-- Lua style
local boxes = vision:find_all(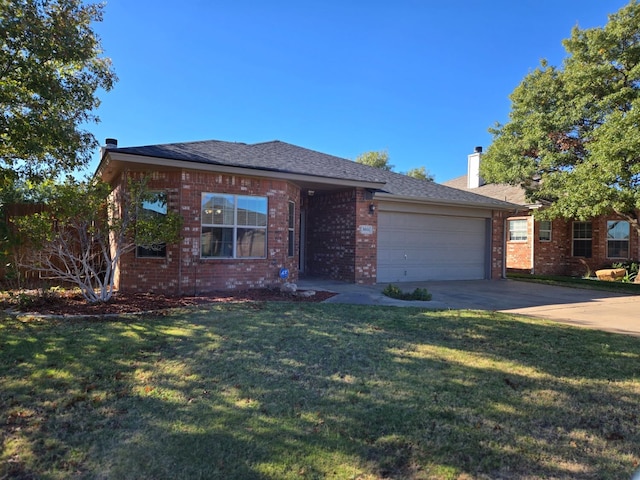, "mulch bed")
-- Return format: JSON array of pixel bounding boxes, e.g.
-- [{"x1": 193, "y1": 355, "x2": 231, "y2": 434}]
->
[{"x1": 0, "y1": 288, "x2": 337, "y2": 316}]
